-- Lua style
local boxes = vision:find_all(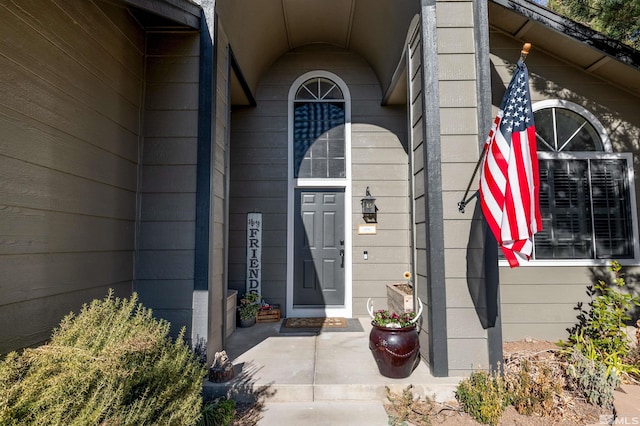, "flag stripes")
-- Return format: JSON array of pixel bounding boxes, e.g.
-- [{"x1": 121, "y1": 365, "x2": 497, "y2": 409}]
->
[{"x1": 479, "y1": 60, "x2": 542, "y2": 267}]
